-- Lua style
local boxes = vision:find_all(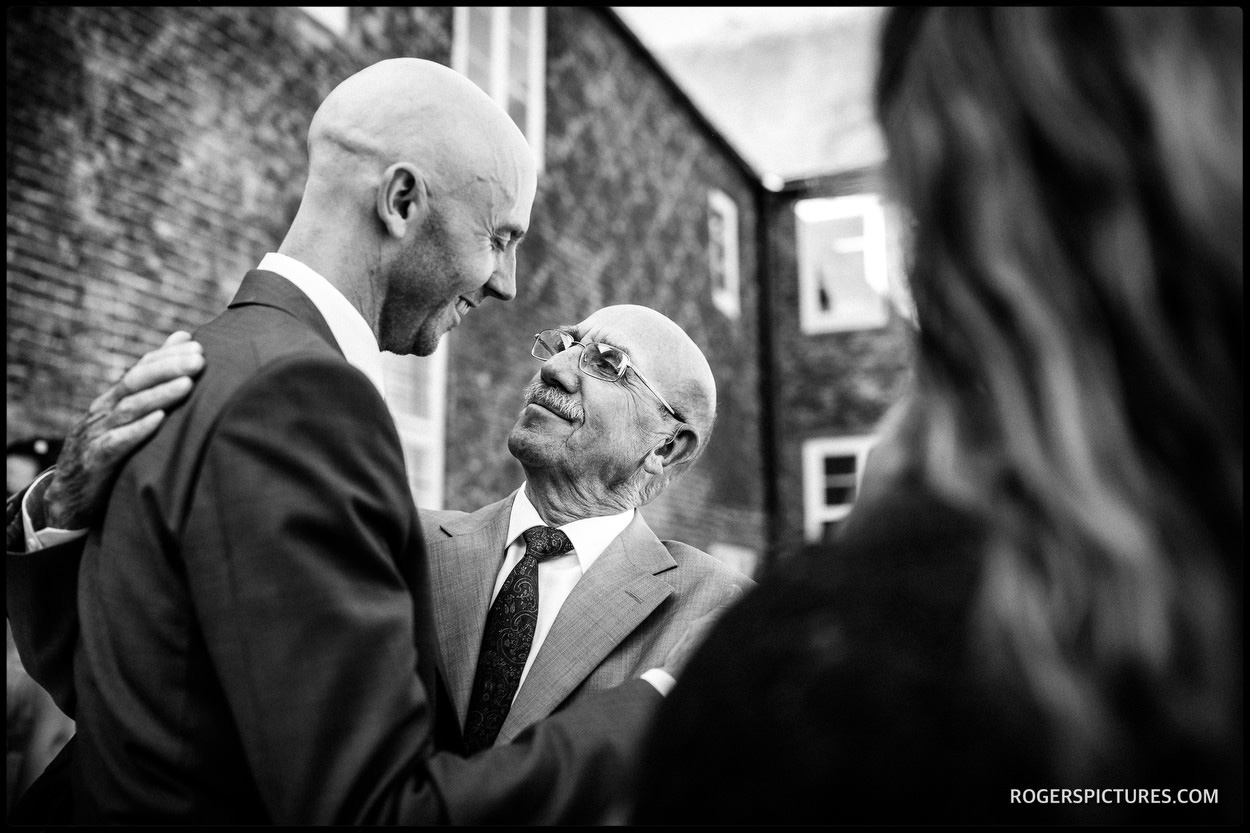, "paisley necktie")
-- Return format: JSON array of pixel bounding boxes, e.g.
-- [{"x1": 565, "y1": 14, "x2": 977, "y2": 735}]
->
[{"x1": 462, "y1": 525, "x2": 574, "y2": 753}]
